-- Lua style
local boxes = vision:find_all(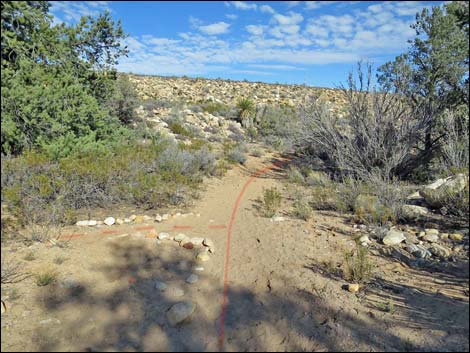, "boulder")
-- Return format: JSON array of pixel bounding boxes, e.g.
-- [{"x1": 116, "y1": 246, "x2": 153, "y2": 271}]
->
[
  {"x1": 382, "y1": 229, "x2": 406, "y2": 246},
  {"x1": 420, "y1": 174, "x2": 468, "y2": 208},
  {"x1": 401, "y1": 205, "x2": 429, "y2": 220}
]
